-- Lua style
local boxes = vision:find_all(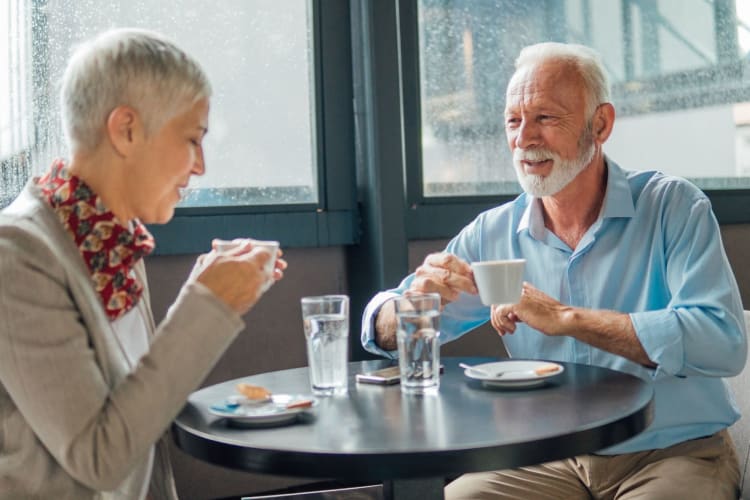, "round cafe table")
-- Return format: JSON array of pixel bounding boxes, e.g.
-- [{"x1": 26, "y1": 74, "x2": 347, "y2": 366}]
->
[{"x1": 172, "y1": 357, "x2": 654, "y2": 500}]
